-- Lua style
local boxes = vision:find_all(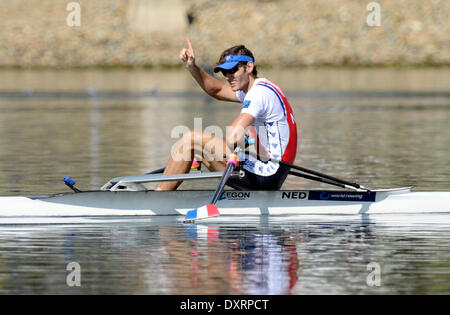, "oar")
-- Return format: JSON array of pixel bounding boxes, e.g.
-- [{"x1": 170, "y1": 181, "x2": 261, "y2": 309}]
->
[
  {"x1": 145, "y1": 167, "x2": 165, "y2": 175},
  {"x1": 248, "y1": 152, "x2": 371, "y2": 191},
  {"x1": 146, "y1": 158, "x2": 201, "y2": 175},
  {"x1": 289, "y1": 171, "x2": 359, "y2": 190},
  {"x1": 184, "y1": 154, "x2": 239, "y2": 222},
  {"x1": 63, "y1": 176, "x2": 82, "y2": 193}
]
